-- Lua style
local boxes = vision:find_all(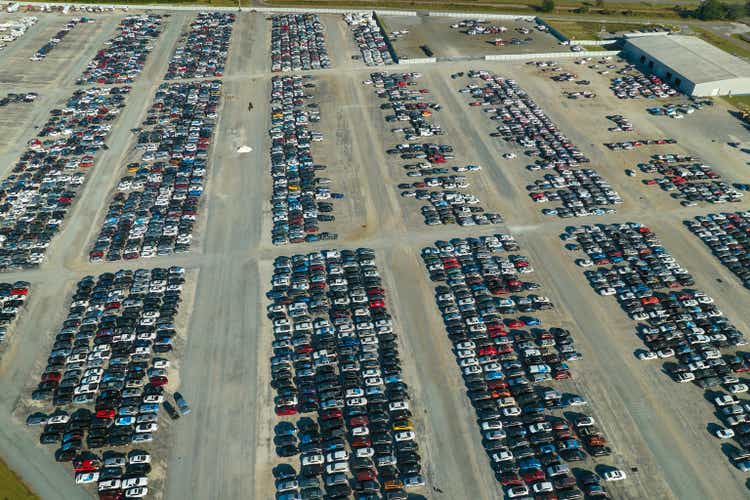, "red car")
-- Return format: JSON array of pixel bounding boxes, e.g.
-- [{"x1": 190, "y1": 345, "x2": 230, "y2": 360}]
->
[
  {"x1": 73, "y1": 458, "x2": 101, "y2": 472},
  {"x1": 149, "y1": 376, "x2": 168, "y2": 386},
  {"x1": 505, "y1": 319, "x2": 524, "y2": 329},
  {"x1": 321, "y1": 409, "x2": 342, "y2": 420},
  {"x1": 96, "y1": 409, "x2": 115, "y2": 419},
  {"x1": 356, "y1": 470, "x2": 376, "y2": 482},
  {"x1": 349, "y1": 416, "x2": 369, "y2": 427},
  {"x1": 522, "y1": 468, "x2": 545, "y2": 483},
  {"x1": 41, "y1": 372, "x2": 61, "y2": 383},
  {"x1": 351, "y1": 436, "x2": 372, "y2": 448},
  {"x1": 276, "y1": 406, "x2": 297, "y2": 416},
  {"x1": 500, "y1": 472, "x2": 523, "y2": 486}
]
